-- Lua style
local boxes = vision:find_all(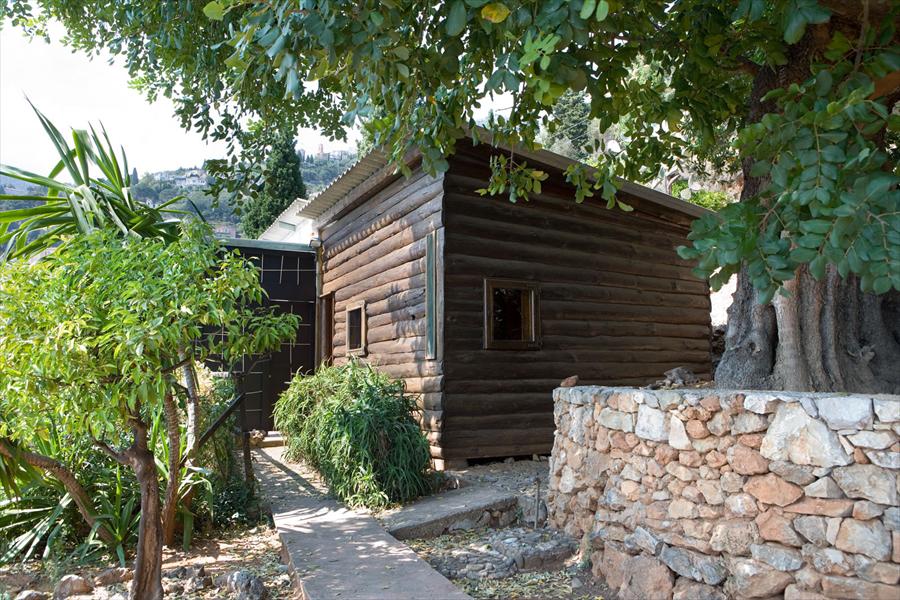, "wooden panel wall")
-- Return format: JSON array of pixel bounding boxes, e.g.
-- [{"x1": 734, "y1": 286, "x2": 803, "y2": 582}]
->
[
  {"x1": 320, "y1": 168, "x2": 446, "y2": 457},
  {"x1": 440, "y1": 146, "x2": 712, "y2": 460}
]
